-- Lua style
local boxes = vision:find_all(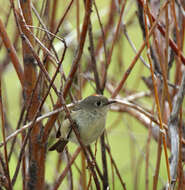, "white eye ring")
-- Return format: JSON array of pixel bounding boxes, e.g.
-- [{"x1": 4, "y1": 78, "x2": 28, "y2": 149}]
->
[{"x1": 95, "y1": 100, "x2": 102, "y2": 107}]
